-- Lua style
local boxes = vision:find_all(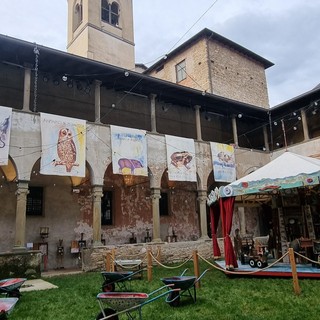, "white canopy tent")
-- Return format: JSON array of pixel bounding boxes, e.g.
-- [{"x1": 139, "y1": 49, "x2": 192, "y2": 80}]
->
[
  {"x1": 218, "y1": 152, "x2": 320, "y2": 198},
  {"x1": 207, "y1": 151, "x2": 320, "y2": 269}
]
